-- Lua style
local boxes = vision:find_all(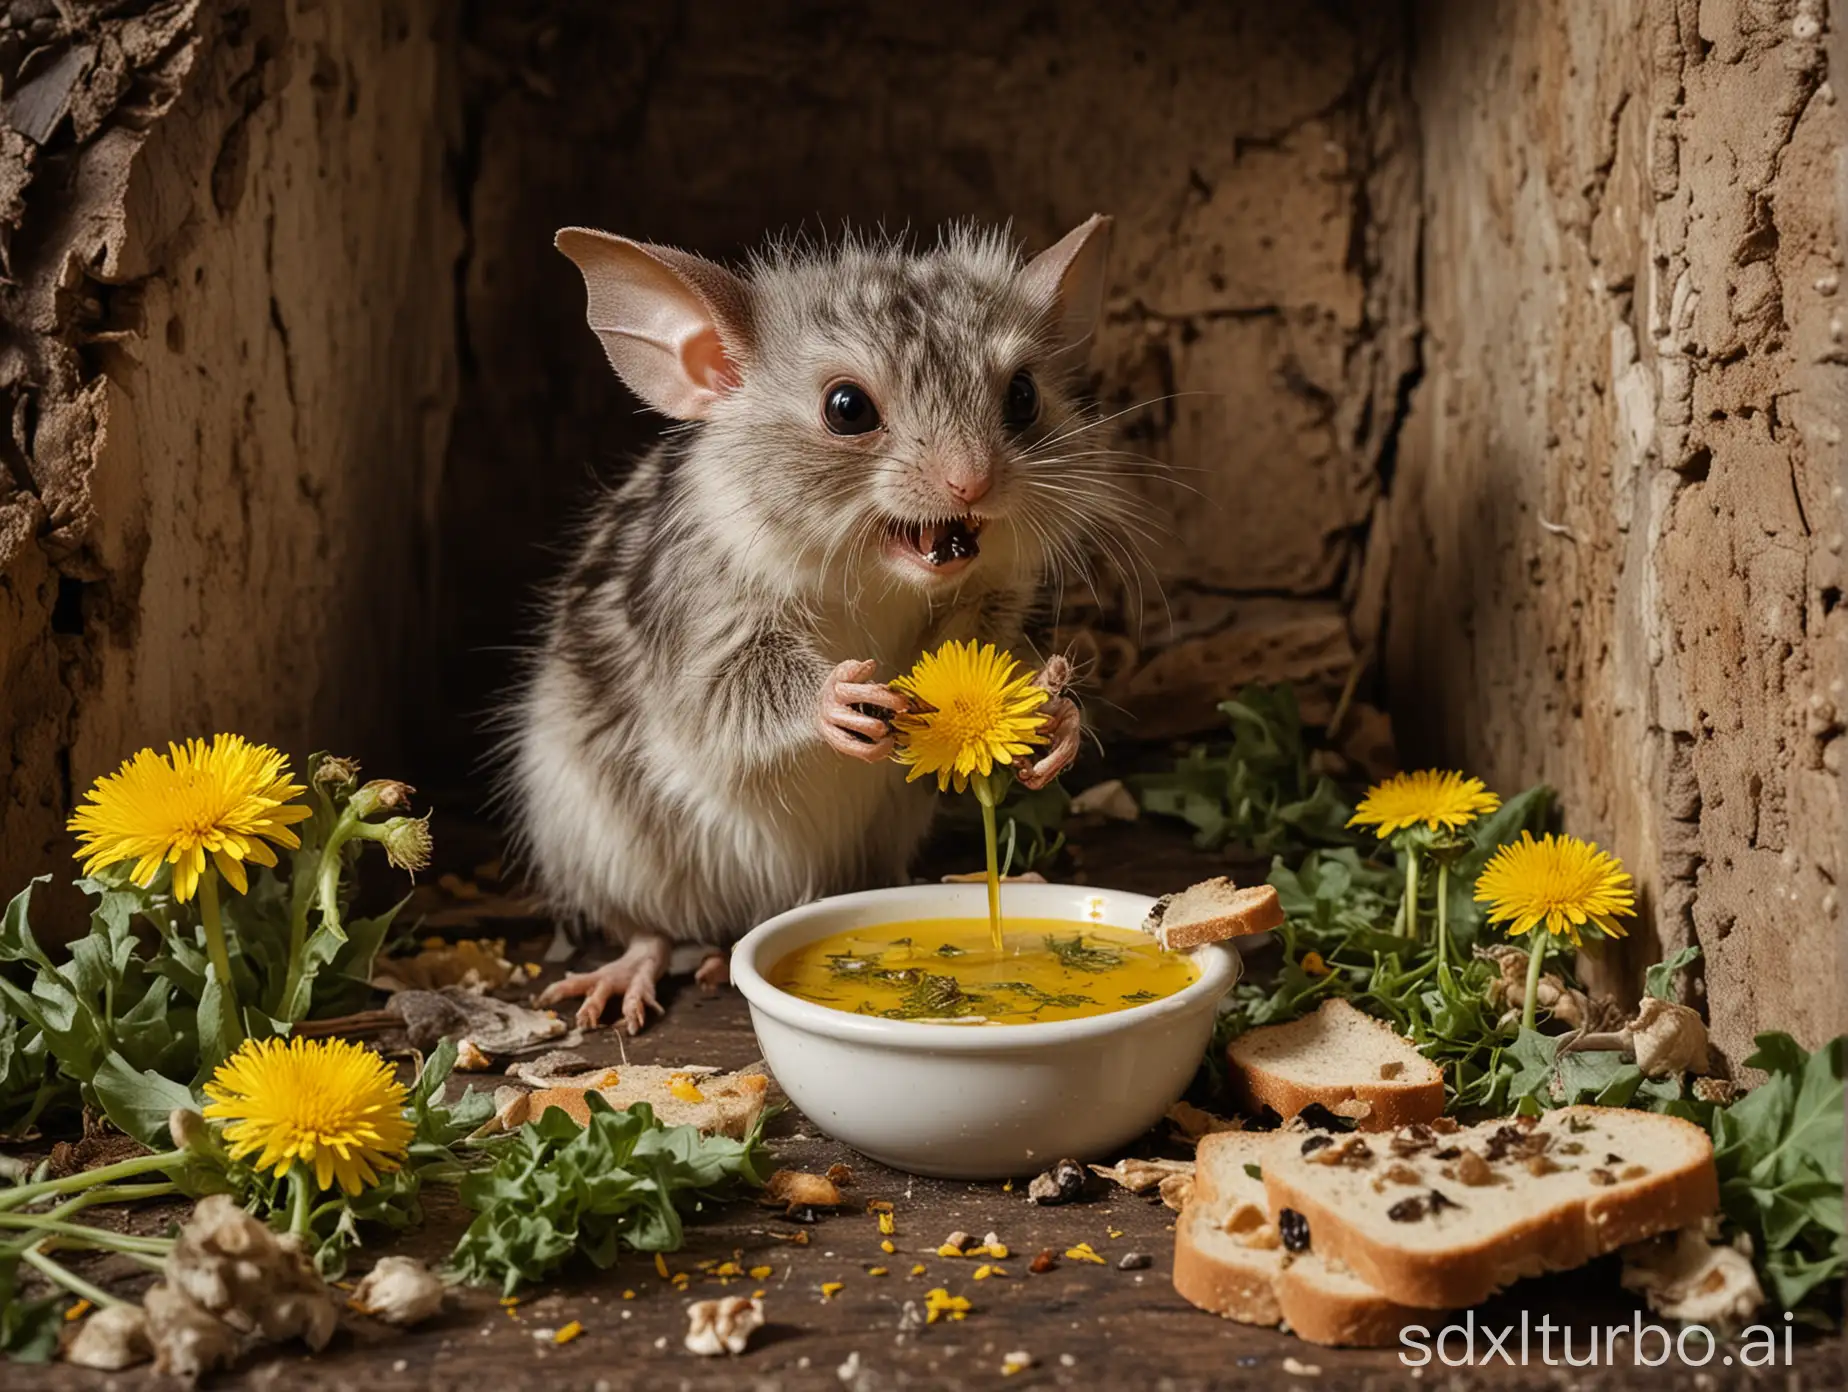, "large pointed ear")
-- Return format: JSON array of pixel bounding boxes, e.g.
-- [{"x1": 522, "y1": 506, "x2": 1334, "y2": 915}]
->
[
  {"x1": 1019, "y1": 214, "x2": 1113, "y2": 362},
  {"x1": 555, "y1": 227, "x2": 753, "y2": 420}
]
